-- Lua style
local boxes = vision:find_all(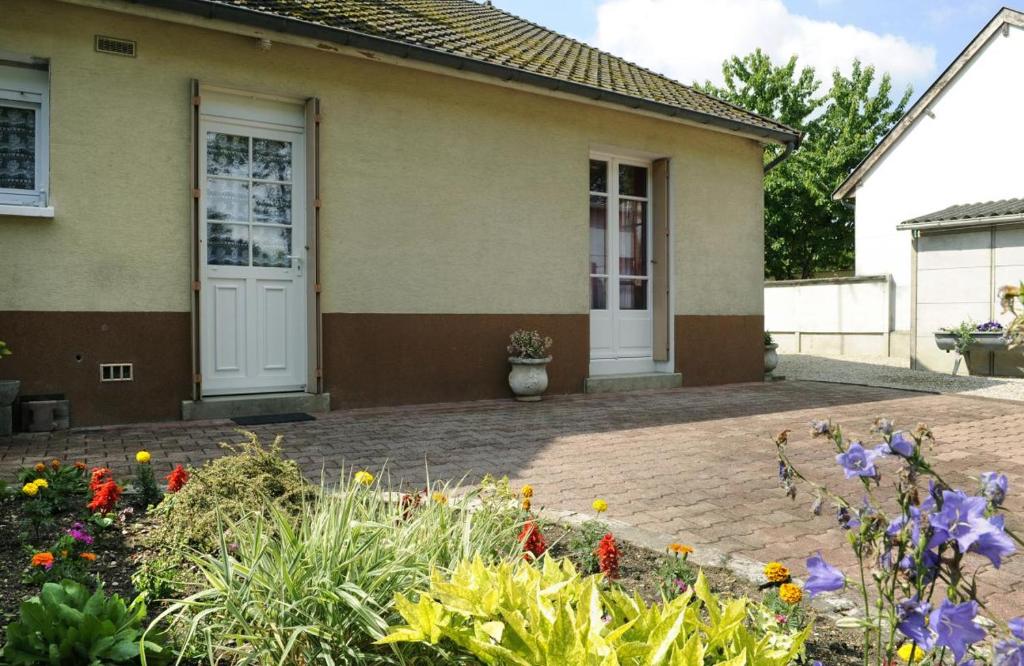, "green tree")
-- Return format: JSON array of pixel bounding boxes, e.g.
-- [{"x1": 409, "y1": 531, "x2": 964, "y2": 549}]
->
[{"x1": 697, "y1": 50, "x2": 910, "y2": 279}]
